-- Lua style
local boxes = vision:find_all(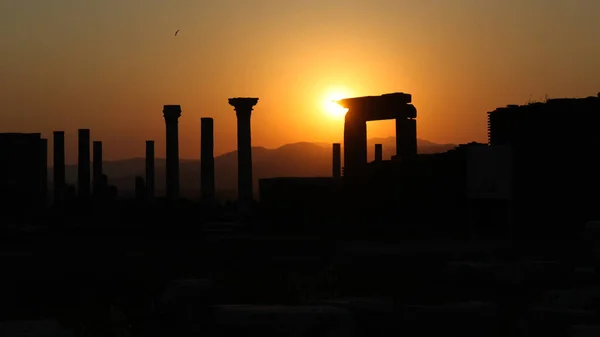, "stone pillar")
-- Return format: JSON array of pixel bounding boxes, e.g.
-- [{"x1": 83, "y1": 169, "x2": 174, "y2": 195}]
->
[
  {"x1": 228, "y1": 97, "x2": 258, "y2": 205},
  {"x1": 53, "y1": 131, "x2": 65, "y2": 205},
  {"x1": 395, "y1": 118, "x2": 417, "y2": 161},
  {"x1": 78, "y1": 129, "x2": 91, "y2": 198},
  {"x1": 374, "y1": 144, "x2": 383, "y2": 162},
  {"x1": 40, "y1": 138, "x2": 47, "y2": 205},
  {"x1": 343, "y1": 116, "x2": 367, "y2": 177},
  {"x1": 332, "y1": 143, "x2": 341, "y2": 178},
  {"x1": 200, "y1": 118, "x2": 215, "y2": 203},
  {"x1": 163, "y1": 105, "x2": 182, "y2": 201},
  {"x1": 93, "y1": 141, "x2": 103, "y2": 194},
  {"x1": 145, "y1": 140, "x2": 155, "y2": 200}
]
